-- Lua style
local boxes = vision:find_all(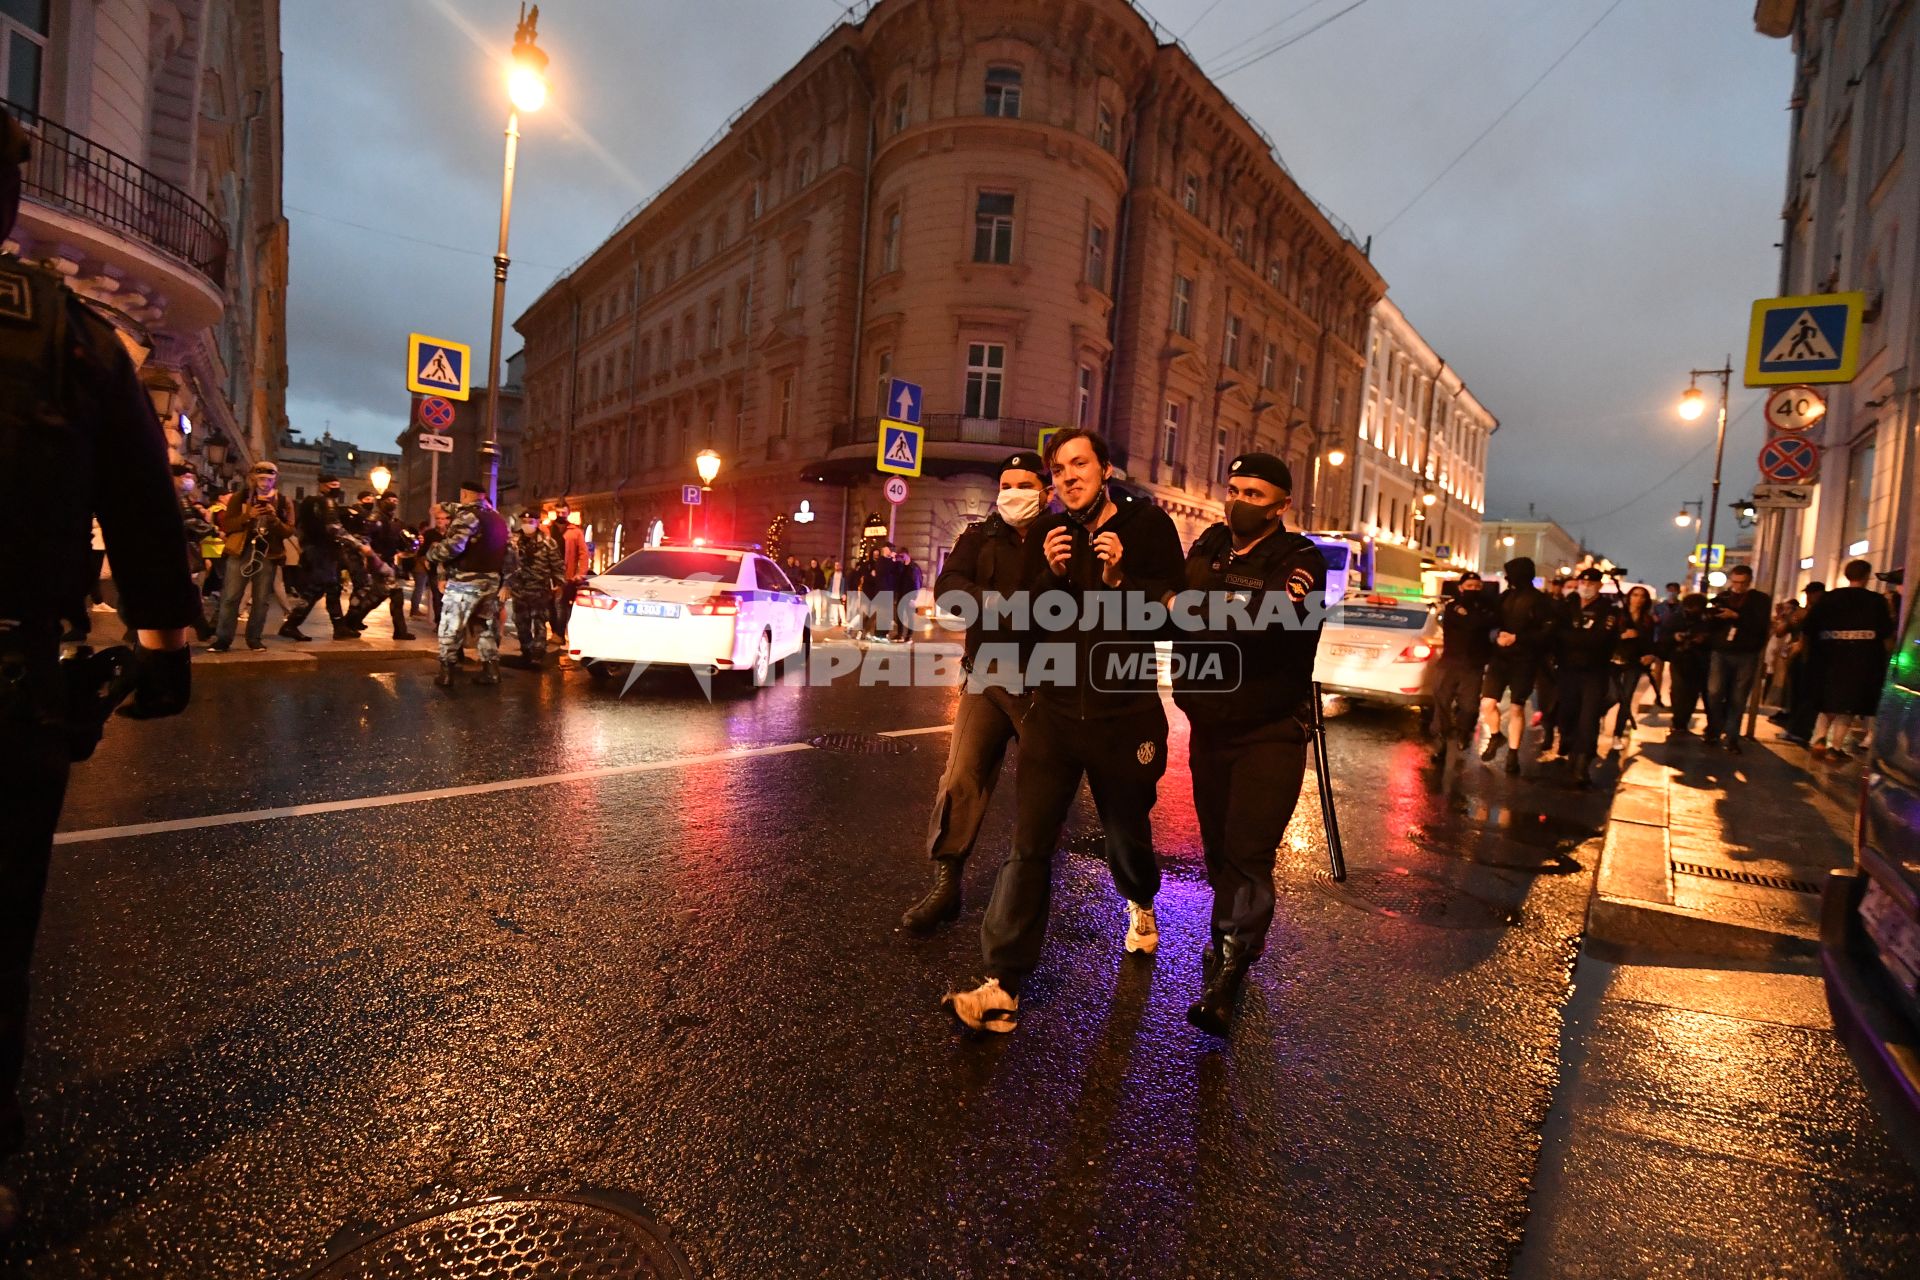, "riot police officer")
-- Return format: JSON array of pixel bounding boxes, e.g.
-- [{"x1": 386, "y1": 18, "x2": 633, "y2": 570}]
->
[
  {"x1": 0, "y1": 107, "x2": 197, "y2": 1235},
  {"x1": 1432, "y1": 571, "x2": 1494, "y2": 765},
  {"x1": 1170, "y1": 453, "x2": 1328, "y2": 1036},
  {"x1": 1555, "y1": 568, "x2": 1622, "y2": 788}
]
